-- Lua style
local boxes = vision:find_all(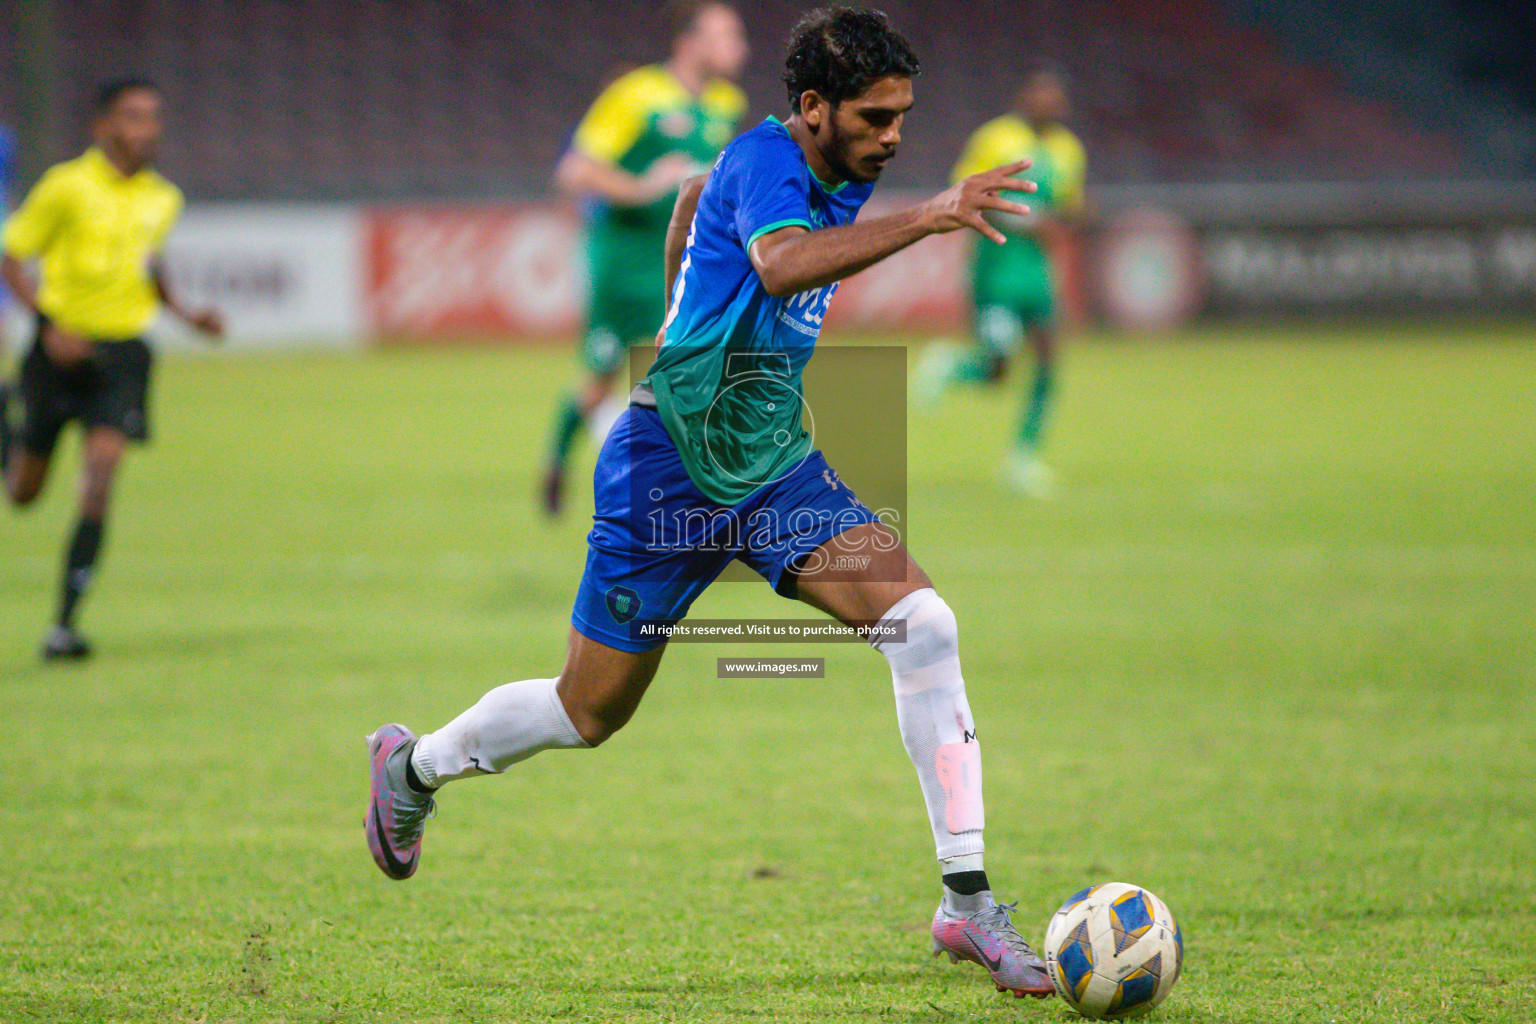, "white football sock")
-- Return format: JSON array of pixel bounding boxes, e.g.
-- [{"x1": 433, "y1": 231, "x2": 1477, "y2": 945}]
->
[
  {"x1": 940, "y1": 852, "x2": 986, "y2": 874},
  {"x1": 410, "y1": 677, "x2": 588, "y2": 788},
  {"x1": 872, "y1": 588, "x2": 985, "y2": 863}
]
